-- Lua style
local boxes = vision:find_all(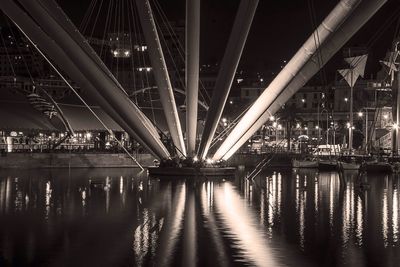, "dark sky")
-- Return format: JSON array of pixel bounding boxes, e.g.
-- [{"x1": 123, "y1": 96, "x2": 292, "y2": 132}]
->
[{"x1": 58, "y1": 0, "x2": 400, "y2": 80}]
